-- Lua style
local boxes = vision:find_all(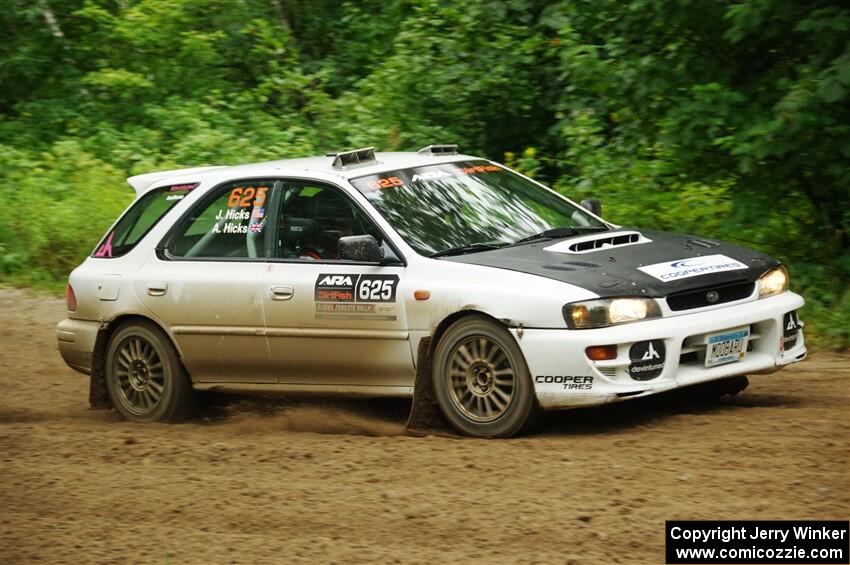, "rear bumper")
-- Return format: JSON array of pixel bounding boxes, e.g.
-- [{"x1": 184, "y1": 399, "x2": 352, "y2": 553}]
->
[
  {"x1": 516, "y1": 292, "x2": 807, "y2": 409},
  {"x1": 56, "y1": 318, "x2": 101, "y2": 375}
]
